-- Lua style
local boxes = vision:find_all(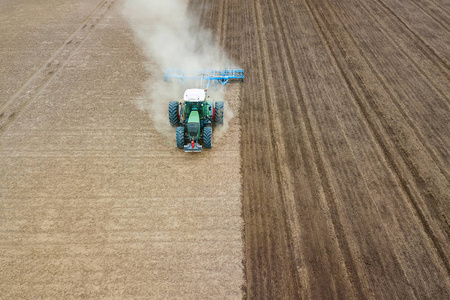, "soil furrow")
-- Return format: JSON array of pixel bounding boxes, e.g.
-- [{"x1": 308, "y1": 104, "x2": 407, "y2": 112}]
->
[
  {"x1": 409, "y1": 0, "x2": 450, "y2": 31},
  {"x1": 350, "y1": 0, "x2": 450, "y2": 177},
  {"x1": 280, "y1": 1, "x2": 412, "y2": 297},
  {"x1": 253, "y1": 0, "x2": 303, "y2": 295},
  {"x1": 238, "y1": 1, "x2": 304, "y2": 298},
  {"x1": 308, "y1": 0, "x2": 450, "y2": 277},
  {"x1": 328, "y1": 0, "x2": 450, "y2": 173},
  {"x1": 325, "y1": 0, "x2": 450, "y2": 245},
  {"x1": 375, "y1": 0, "x2": 450, "y2": 71},
  {"x1": 266, "y1": 0, "x2": 367, "y2": 298}
]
